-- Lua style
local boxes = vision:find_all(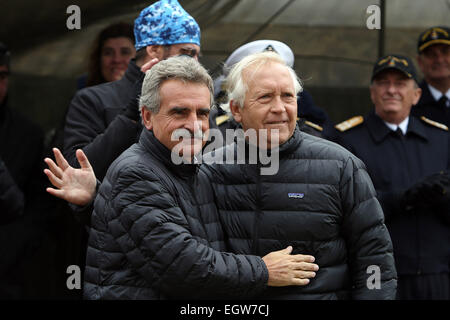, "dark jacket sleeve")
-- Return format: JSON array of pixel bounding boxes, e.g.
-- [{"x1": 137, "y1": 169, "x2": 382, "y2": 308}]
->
[
  {"x1": 63, "y1": 90, "x2": 141, "y2": 181},
  {"x1": 0, "y1": 158, "x2": 24, "y2": 224},
  {"x1": 107, "y1": 164, "x2": 269, "y2": 299},
  {"x1": 340, "y1": 156, "x2": 397, "y2": 300}
]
